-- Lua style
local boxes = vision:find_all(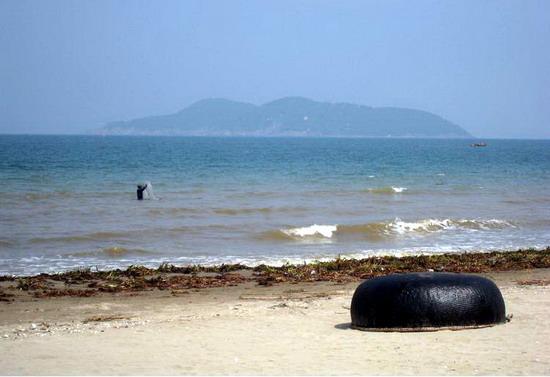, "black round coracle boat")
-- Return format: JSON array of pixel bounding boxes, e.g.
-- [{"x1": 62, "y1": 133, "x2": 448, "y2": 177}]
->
[{"x1": 350, "y1": 272, "x2": 506, "y2": 332}]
